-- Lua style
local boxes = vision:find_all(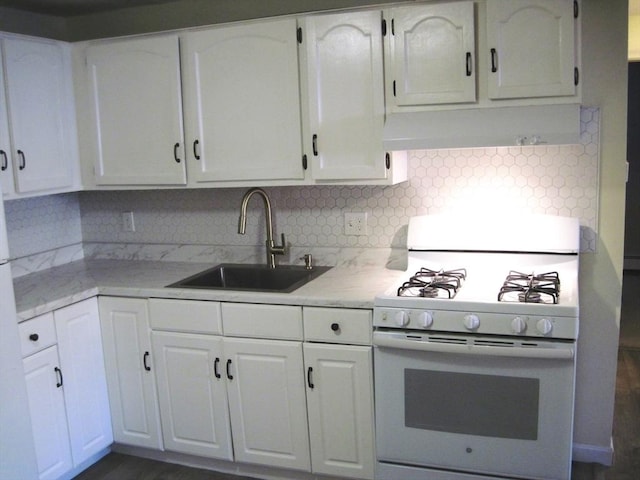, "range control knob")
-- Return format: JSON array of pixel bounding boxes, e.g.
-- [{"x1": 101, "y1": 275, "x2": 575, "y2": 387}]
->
[
  {"x1": 463, "y1": 314, "x2": 480, "y2": 331},
  {"x1": 419, "y1": 311, "x2": 434, "y2": 329},
  {"x1": 395, "y1": 311, "x2": 409, "y2": 327},
  {"x1": 511, "y1": 316, "x2": 527, "y2": 334},
  {"x1": 536, "y1": 318, "x2": 553, "y2": 335}
]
